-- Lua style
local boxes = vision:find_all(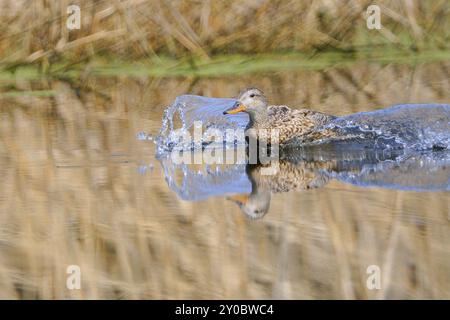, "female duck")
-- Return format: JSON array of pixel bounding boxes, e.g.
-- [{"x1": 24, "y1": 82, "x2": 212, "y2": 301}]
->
[{"x1": 223, "y1": 88, "x2": 336, "y2": 145}]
